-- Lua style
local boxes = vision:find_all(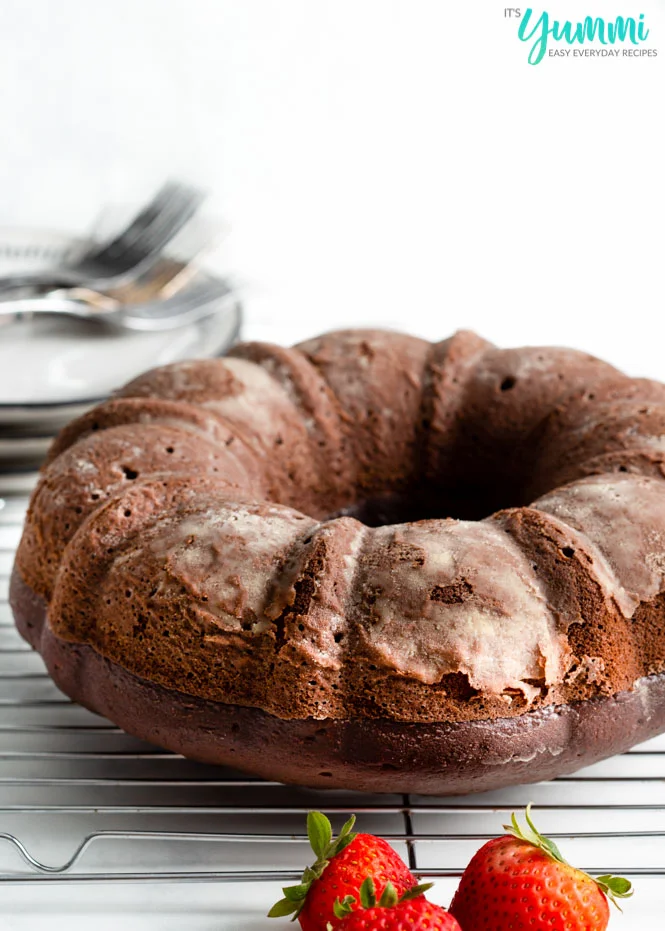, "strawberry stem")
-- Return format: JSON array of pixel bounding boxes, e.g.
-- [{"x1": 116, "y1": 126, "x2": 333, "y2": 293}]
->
[
  {"x1": 504, "y1": 803, "x2": 566, "y2": 864},
  {"x1": 504, "y1": 805, "x2": 633, "y2": 911}
]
